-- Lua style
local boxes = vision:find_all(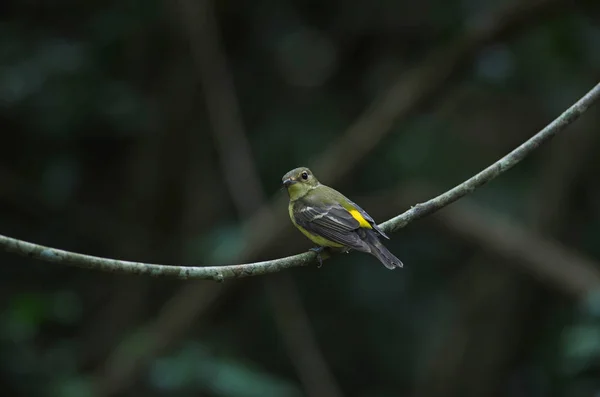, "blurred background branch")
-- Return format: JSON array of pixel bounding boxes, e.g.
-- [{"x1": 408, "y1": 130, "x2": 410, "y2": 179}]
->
[{"x1": 376, "y1": 185, "x2": 600, "y2": 299}]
